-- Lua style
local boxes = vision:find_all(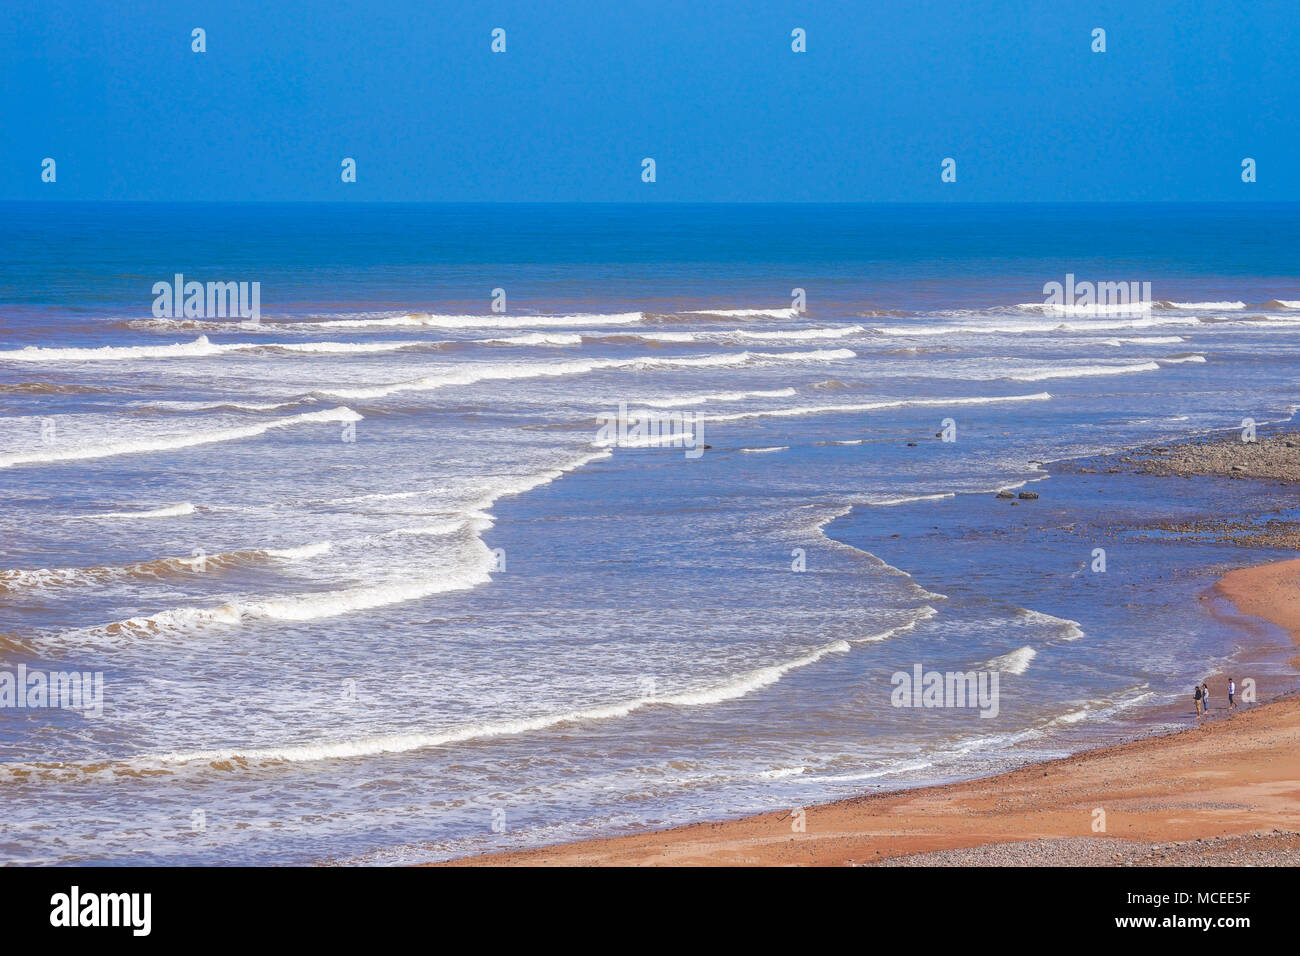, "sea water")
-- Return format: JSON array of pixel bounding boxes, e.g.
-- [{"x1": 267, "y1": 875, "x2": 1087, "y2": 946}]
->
[{"x1": 1, "y1": 201, "x2": 1298, "y2": 864}]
